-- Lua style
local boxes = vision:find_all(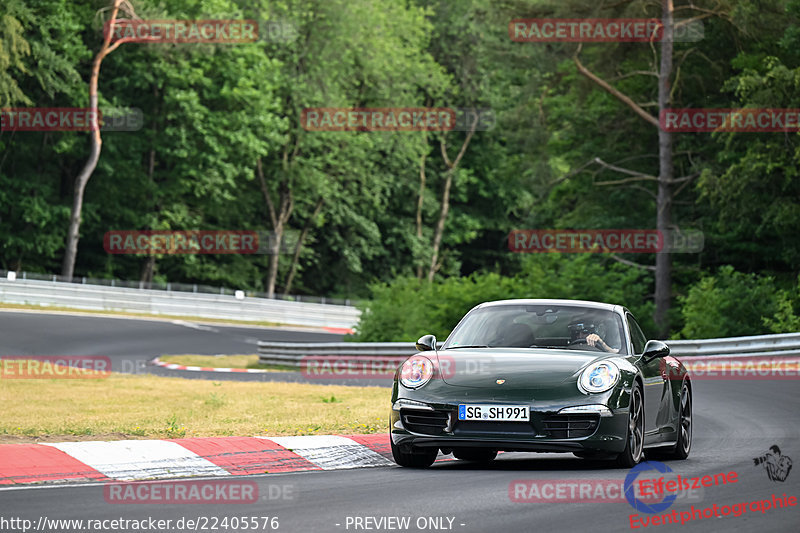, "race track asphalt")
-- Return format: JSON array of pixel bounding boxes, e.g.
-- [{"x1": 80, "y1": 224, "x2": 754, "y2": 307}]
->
[
  {"x1": 0, "y1": 310, "x2": 398, "y2": 386},
  {"x1": 1, "y1": 311, "x2": 798, "y2": 532},
  {"x1": 0, "y1": 308, "x2": 341, "y2": 369}
]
